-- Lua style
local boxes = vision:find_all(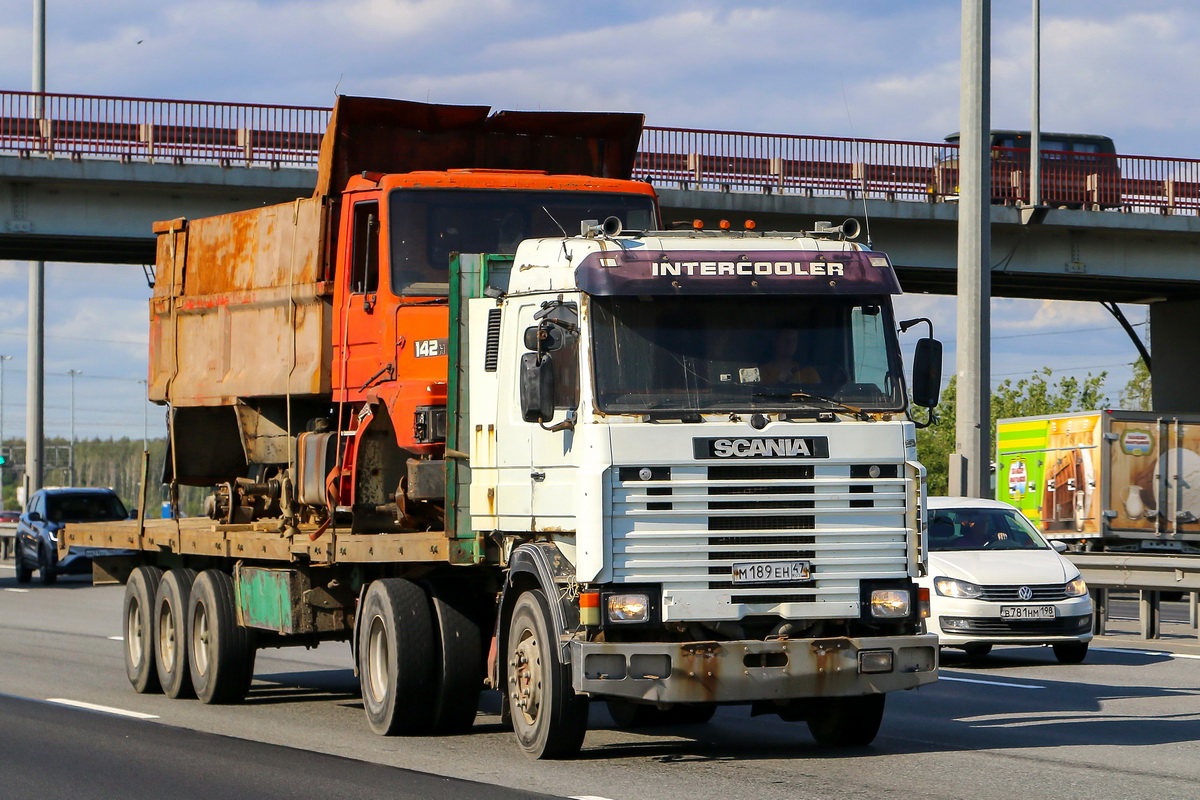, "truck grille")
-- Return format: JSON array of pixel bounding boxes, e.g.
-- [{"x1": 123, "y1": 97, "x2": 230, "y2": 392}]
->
[{"x1": 611, "y1": 462, "x2": 911, "y2": 617}]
